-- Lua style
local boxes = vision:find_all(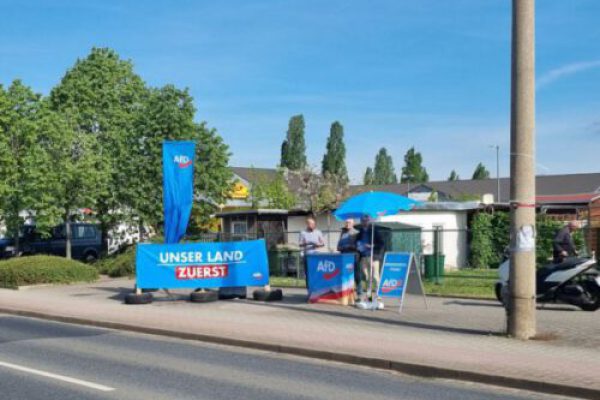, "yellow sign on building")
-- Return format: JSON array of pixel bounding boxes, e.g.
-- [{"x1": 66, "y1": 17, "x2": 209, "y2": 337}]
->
[{"x1": 231, "y1": 181, "x2": 249, "y2": 199}]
